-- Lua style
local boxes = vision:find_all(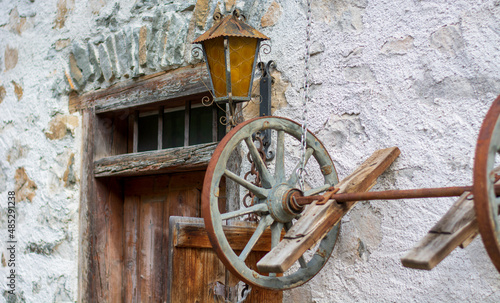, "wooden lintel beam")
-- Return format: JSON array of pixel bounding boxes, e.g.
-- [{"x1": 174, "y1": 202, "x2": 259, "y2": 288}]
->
[
  {"x1": 257, "y1": 147, "x2": 401, "y2": 273},
  {"x1": 69, "y1": 64, "x2": 209, "y2": 113},
  {"x1": 93, "y1": 142, "x2": 217, "y2": 178}
]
